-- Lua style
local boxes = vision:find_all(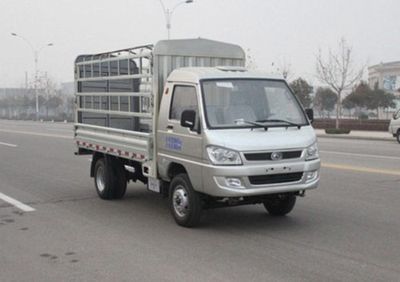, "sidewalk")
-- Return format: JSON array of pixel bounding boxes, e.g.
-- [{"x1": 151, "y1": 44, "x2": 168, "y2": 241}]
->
[{"x1": 315, "y1": 129, "x2": 394, "y2": 142}]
